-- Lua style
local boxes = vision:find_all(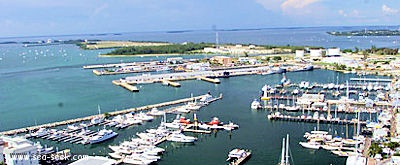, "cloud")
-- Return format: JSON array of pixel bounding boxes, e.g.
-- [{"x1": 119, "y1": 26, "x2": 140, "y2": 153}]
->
[
  {"x1": 382, "y1": 4, "x2": 398, "y2": 15},
  {"x1": 338, "y1": 9, "x2": 359, "y2": 17},
  {"x1": 281, "y1": 0, "x2": 320, "y2": 11},
  {"x1": 255, "y1": 0, "x2": 321, "y2": 14},
  {"x1": 93, "y1": 4, "x2": 109, "y2": 16},
  {"x1": 254, "y1": 0, "x2": 283, "y2": 12}
]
